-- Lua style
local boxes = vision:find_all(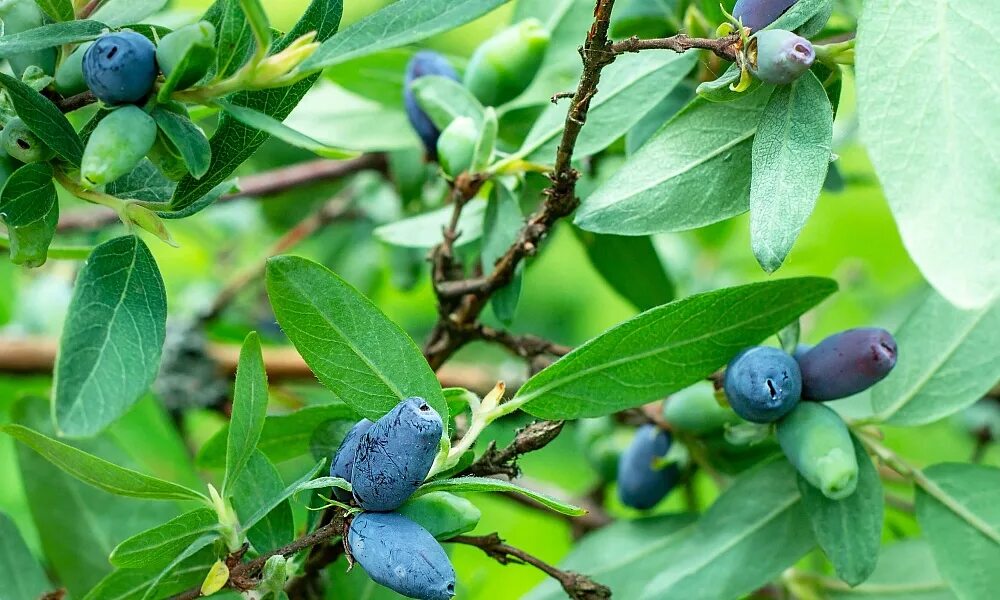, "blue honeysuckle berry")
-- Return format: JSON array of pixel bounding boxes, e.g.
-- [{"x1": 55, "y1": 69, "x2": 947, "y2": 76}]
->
[
  {"x1": 732, "y1": 0, "x2": 799, "y2": 31},
  {"x1": 351, "y1": 396, "x2": 443, "y2": 511},
  {"x1": 404, "y1": 51, "x2": 459, "y2": 158},
  {"x1": 83, "y1": 31, "x2": 158, "y2": 104},
  {"x1": 348, "y1": 512, "x2": 456, "y2": 600},
  {"x1": 616, "y1": 424, "x2": 680, "y2": 510},
  {"x1": 796, "y1": 327, "x2": 898, "y2": 401},
  {"x1": 749, "y1": 29, "x2": 816, "y2": 85},
  {"x1": 329, "y1": 418, "x2": 373, "y2": 501},
  {"x1": 724, "y1": 346, "x2": 802, "y2": 423},
  {"x1": 777, "y1": 402, "x2": 859, "y2": 500}
]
